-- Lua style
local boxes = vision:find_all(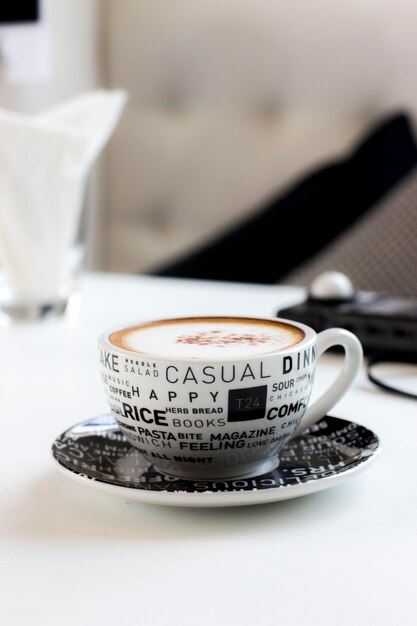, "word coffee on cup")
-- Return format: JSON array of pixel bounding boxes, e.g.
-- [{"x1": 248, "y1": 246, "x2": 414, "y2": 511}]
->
[{"x1": 99, "y1": 316, "x2": 362, "y2": 479}]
